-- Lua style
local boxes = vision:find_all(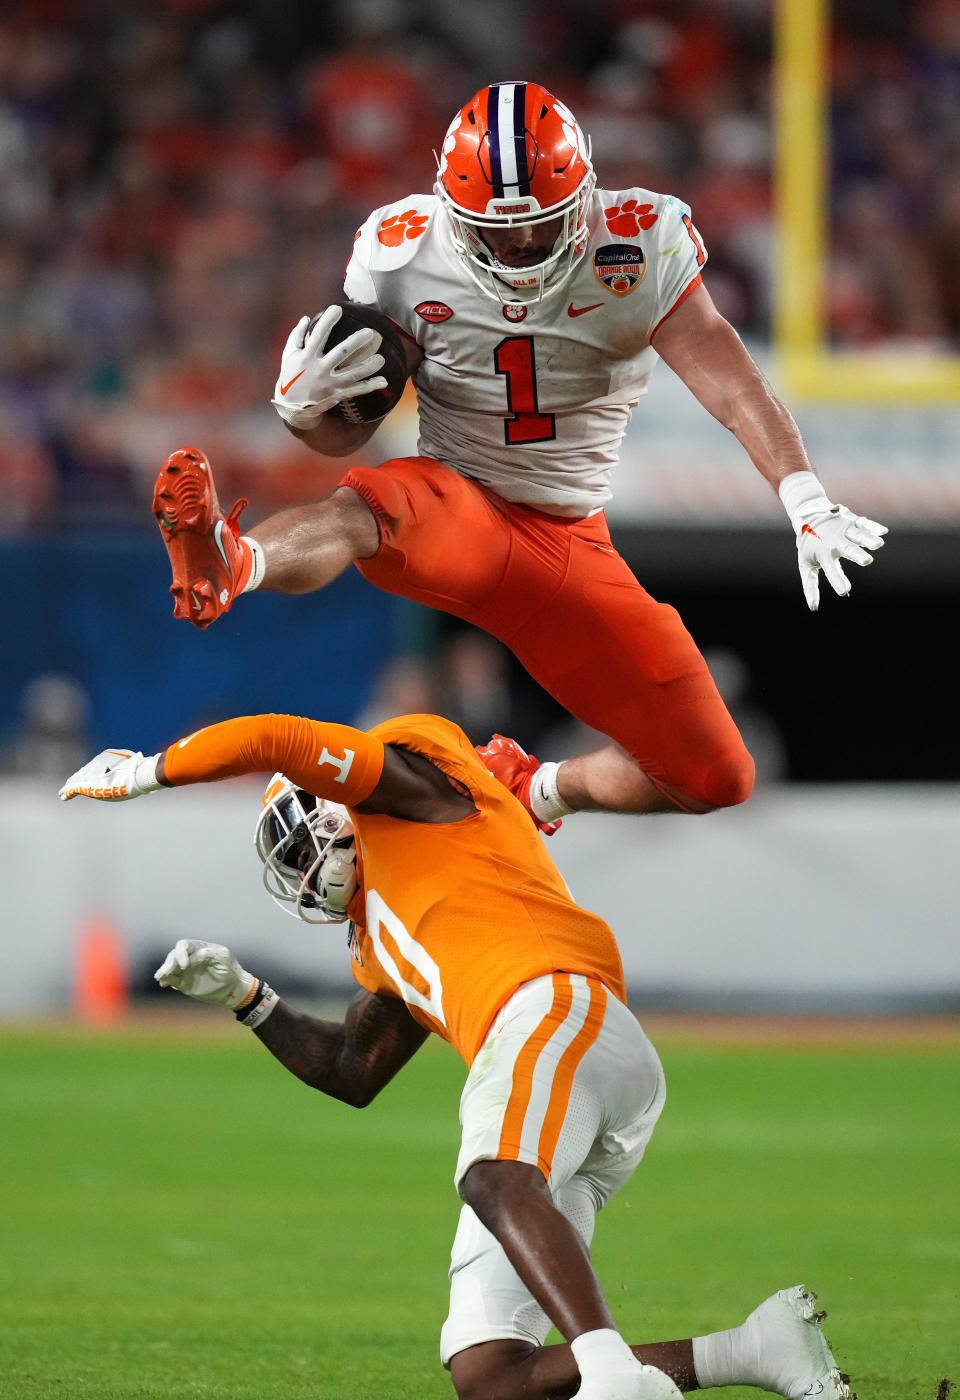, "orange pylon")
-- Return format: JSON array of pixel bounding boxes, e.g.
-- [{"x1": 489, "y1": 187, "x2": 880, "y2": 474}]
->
[{"x1": 74, "y1": 917, "x2": 129, "y2": 1024}]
